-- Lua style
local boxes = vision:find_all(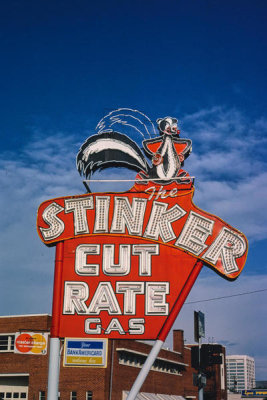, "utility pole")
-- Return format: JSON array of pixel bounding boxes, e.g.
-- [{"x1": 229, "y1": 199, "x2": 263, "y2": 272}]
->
[{"x1": 194, "y1": 311, "x2": 206, "y2": 400}]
